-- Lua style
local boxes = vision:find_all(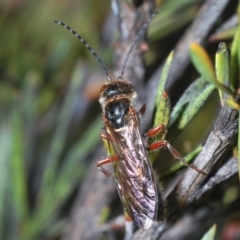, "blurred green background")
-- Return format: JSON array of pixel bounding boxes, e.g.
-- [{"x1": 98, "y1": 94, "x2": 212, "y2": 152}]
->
[{"x1": 1, "y1": 1, "x2": 112, "y2": 239}]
